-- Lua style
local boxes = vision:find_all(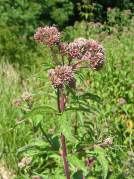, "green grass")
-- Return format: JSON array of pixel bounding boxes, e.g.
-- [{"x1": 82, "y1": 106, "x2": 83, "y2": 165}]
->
[{"x1": 0, "y1": 27, "x2": 134, "y2": 178}]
